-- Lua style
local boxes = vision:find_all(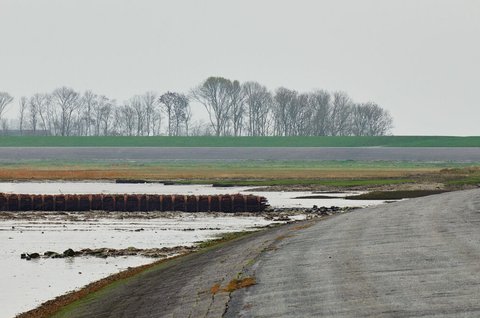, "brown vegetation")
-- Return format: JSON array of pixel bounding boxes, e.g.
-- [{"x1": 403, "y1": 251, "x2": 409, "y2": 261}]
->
[
  {"x1": 223, "y1": 277, "x2": 257, "y2": 293},
  {"x1": 210, "y1": 283, "x2": 221, "y2": 295},
  {"x1": 0, "y1": 165, "x2": 429, "y2": 181}
]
